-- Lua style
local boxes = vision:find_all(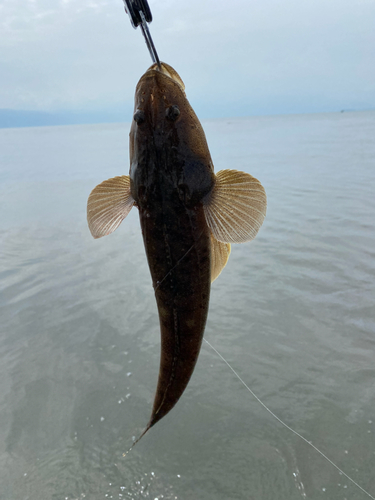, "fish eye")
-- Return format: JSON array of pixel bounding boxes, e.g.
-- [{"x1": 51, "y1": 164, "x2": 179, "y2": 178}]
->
[
  {"x1": 165, "y1": 105, "x2": 180, "y2": 121},
  {"x1": 134, "y1": 109, "x2": 145, "y2": 125}
]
